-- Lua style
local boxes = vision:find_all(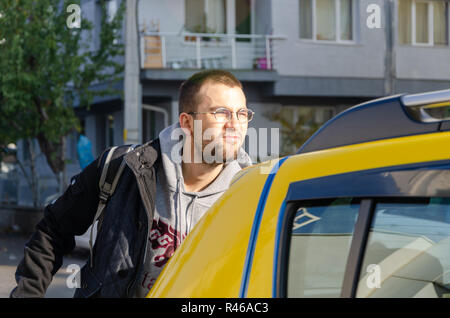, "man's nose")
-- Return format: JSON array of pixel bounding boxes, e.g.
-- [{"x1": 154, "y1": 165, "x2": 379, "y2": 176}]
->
[{"x1": 225, "y1": 112, "x2": 240, "y2": 128}]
